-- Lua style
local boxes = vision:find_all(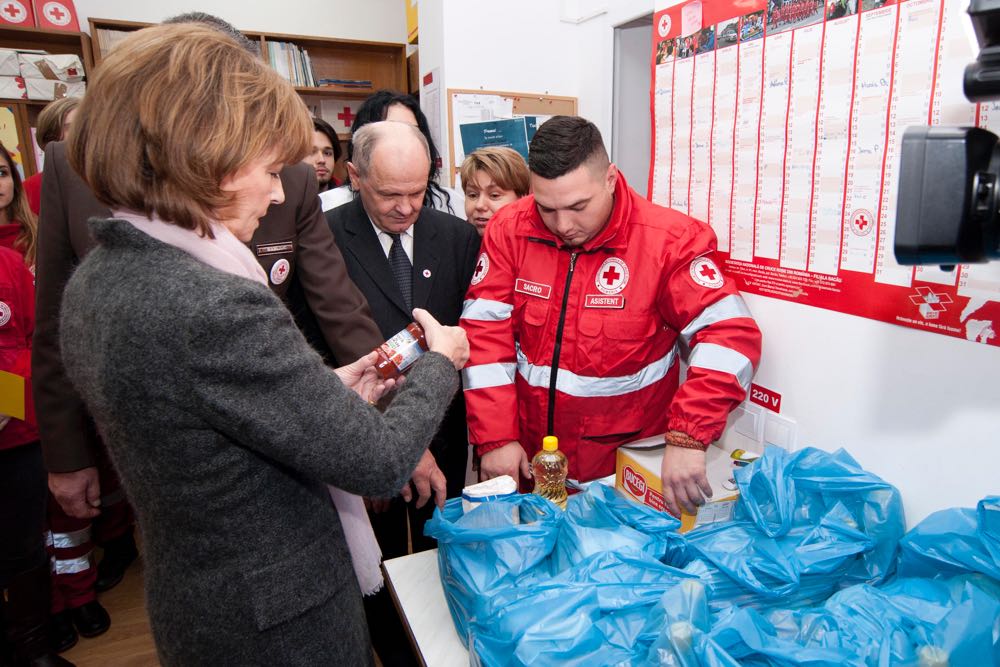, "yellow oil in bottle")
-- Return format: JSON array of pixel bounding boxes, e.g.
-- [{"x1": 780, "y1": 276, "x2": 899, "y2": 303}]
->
[{"x1": 531, "y1": 435, "x2": 568, "y2": 510}]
